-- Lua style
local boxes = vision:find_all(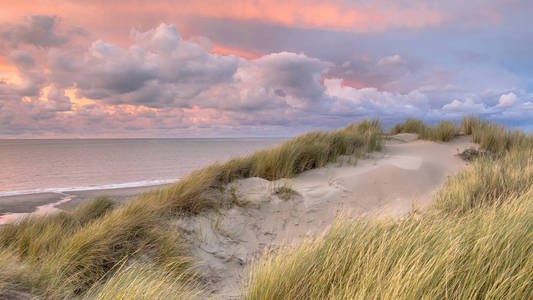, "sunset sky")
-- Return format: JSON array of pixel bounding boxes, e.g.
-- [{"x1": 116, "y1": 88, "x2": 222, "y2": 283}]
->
[{"x1": 0, "y1": 0, "x2": 532, "y2": 137}]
